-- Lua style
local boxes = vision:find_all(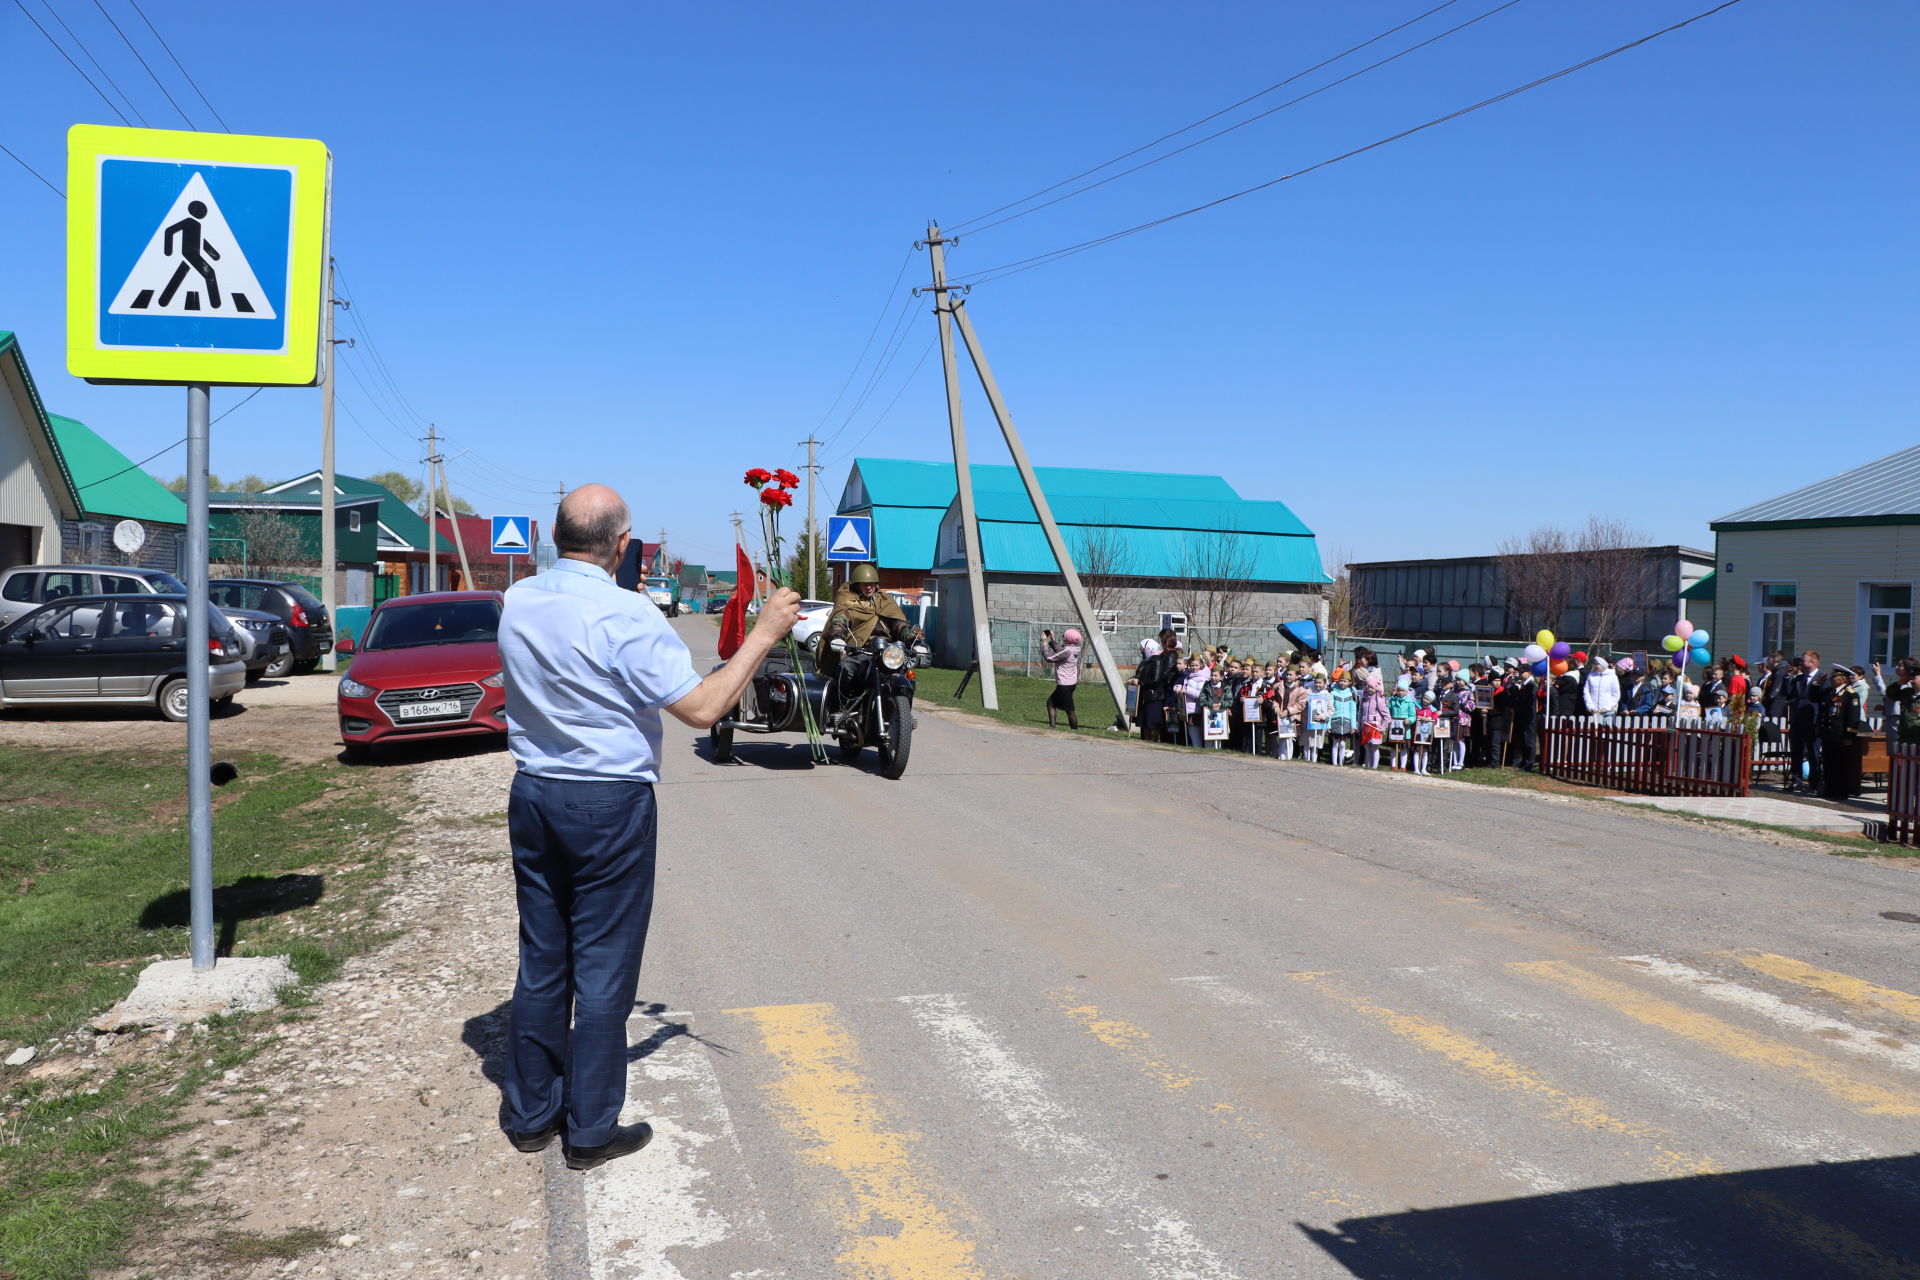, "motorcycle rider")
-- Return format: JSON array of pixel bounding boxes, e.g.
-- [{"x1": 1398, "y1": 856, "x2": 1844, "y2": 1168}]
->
[{"x1": 818, "y1": 564, "x2": 924, "y2": 717}]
